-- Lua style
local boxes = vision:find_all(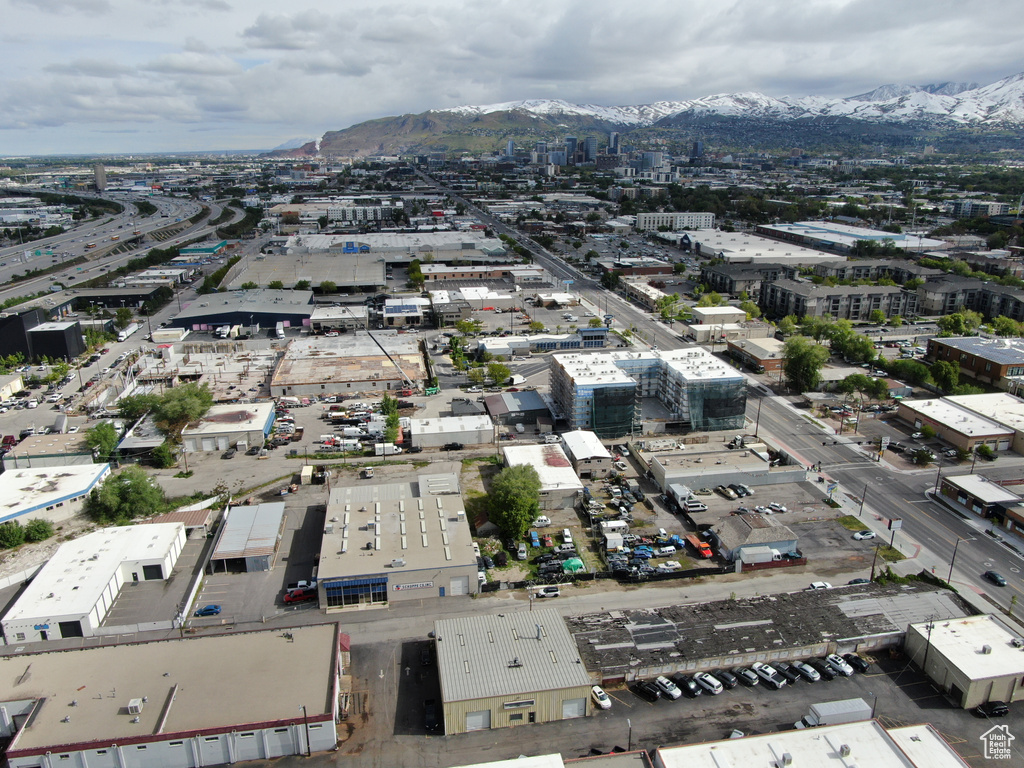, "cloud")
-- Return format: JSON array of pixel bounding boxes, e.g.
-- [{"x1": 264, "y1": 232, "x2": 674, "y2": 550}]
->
[
  {"x1": 44, "y1": 59, "x2": 133, "y2": 78},
  {"x1": 11, "y1": 0, "x2": 111, "y2": 15},
  {"x1": 143, "y1": 52, "x2": 243, "y2": 77}
]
